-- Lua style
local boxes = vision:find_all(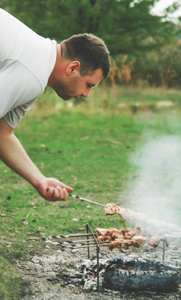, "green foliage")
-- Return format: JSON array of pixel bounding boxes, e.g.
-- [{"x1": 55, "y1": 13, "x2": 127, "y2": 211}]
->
[
  {"x1": 2, "y1": 0, "x2": 177, "y2": 55},
  {"x1": 107, "y1": 40, "x2": 181, "y2": 87},
  {"x1": 141, "y1": 41, "x2": 181, "y2": 87}
]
